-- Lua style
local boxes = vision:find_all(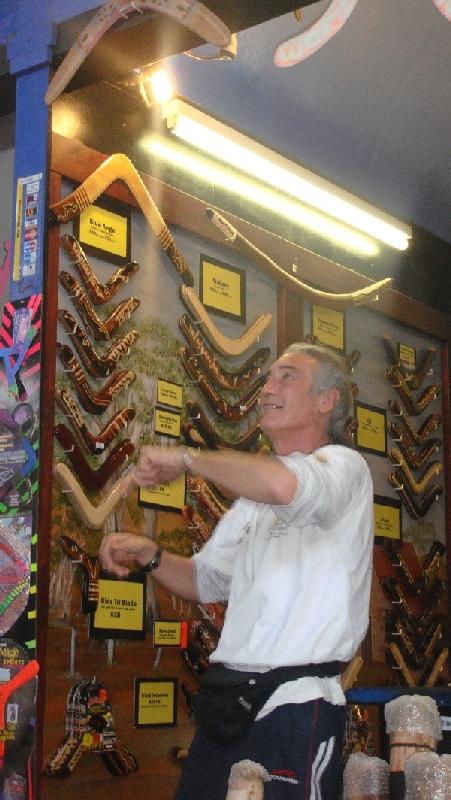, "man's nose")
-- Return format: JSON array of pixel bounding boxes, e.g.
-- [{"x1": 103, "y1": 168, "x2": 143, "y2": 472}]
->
[{"x1": 262, "y1": 375, "x2": 275, "y2": 394}]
